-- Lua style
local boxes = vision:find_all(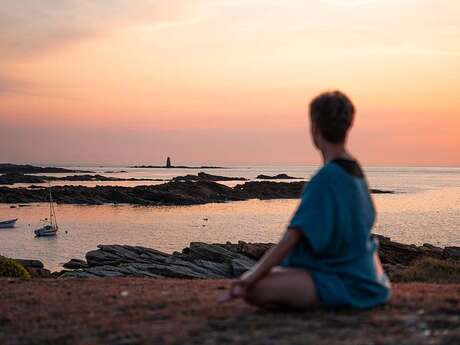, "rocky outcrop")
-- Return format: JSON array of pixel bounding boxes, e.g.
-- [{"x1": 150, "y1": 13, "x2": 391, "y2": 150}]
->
[
  {"x1": 0, "y1": 173, "x2": 47, "y2": 185},
  {"x1": 0, "y1": 173, "x2": 163, "y2": 185},
  {"x1": 62, "y1": 242, "x2": 257, "y2": 279},
  {"x1": 172, "y1": 172, "x2": 247, "y2": 182},
  {"x1": 61, "y1": 236, "x2": 459, "y2": 279},
  {"x1": 0, "y1": 163, "x2": 88, "y2": 174},
  {"x1": 14, "y1": 259, "x2": 51, "y2": 278},
  {"x1": 0, "y1": 181, "x2": 246, "y2": 205},
  {"x1": 234, "y1": 181, "x2": 305, "y2": 199},
  {"x1": 256, "y1": 173, "x2": 301, "y2": 180},
  {"x1": 0, "y1": 180, "x2": 394, "y2": 205},
  {"x1": 62, "y1": 259, "x2": 88, "y2": 269},
  {"x1": 376, "y1": 235, "x2": 459, "y2": 269},
  {"x1": 132, "y1": 165, "x2": 224, "y2": 169}
]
